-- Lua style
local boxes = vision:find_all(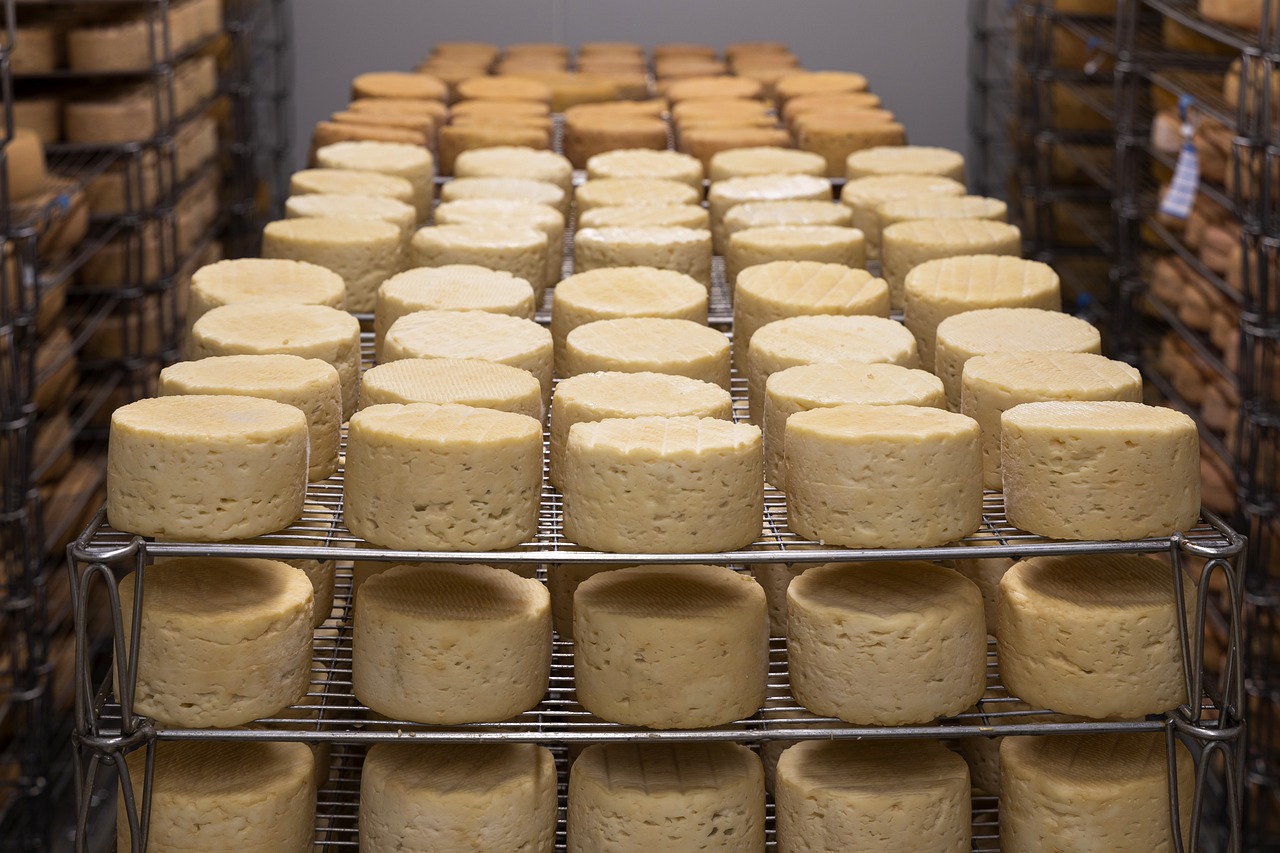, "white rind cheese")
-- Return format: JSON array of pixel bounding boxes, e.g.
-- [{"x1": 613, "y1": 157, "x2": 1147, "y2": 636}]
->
[
  {"x1": 242, "y1": 502, "x2": 338, "y2": 628},
  {"x1": 564, "y1": 318, "x2": 731, "y2": 389},
  {"x1": 577, "y1": 203, "x2": 710, "y2": 231},
  {"x1": 187, "y1": 258, "x2": 346, "y2": 333},
  {"x1": 314, "y1": 141, "x2": 435, "y2": 221},
  {"x1": 877, "y1": 193, "x2": 1007, "y2": 230},
  {"x1": 708, "y1": 174, "x2": 833, "y2": 252},
  {"x1": 840, "y1": 174, "x2": 966, "y2": 261},
  {"x1": 573, "y1": 226, "x2": 713, "y2": 287},
  {"x1": 708, "y1": 146, "x2": 828, "y2": 182},
  {"x1": 440, "y1": 175, "x2": 569, "y2": 218},
  {"x1": 724, "y1": 199, "x2": 853, "y2": 242},
  {"x1": 434, "y1": 198, "x2": 566, "y2": 287},
  {"x1": 586, "y1": 148, "x2": 705, "y2": 188},
  {"x1": 947, "y1": 539, "x2": 1015, "y2": 636},
  {"x1": 881, "y1": 219, "x2": 1022, "y2": 309},
  {"x1": 454, "y1": 145, "x2": 574, "y2": 194},
  {"x1": 548, "y1": 563, "x2": 631, "y2": 639},
  {"x1": 289, "y1": 167, "x2": 415, "y2": 206},
  {"x1": 410, "y1": 223, "x2": 549, "y2": 300},
  {"x1": 725, "y1": 225, "x2": 866, "y2": 284},
  {"x1": 787, "y1": 561, "x2": 987, "y2": 724},
  {"x1": 261, "y1": 216, "x2": 402, "y2": 313},
  {"x1": 360, "y1": 358, "x2": 544, "y2": 421},
  {"x1": 845, "y1": 145, "x2": 966, "y2": 180},
  {"x1": 575, "y1": 177, "x2": 701, "y2": 215},
  {"x1": 283, "y1": 193, "x2": 416, "y2": 245}
]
